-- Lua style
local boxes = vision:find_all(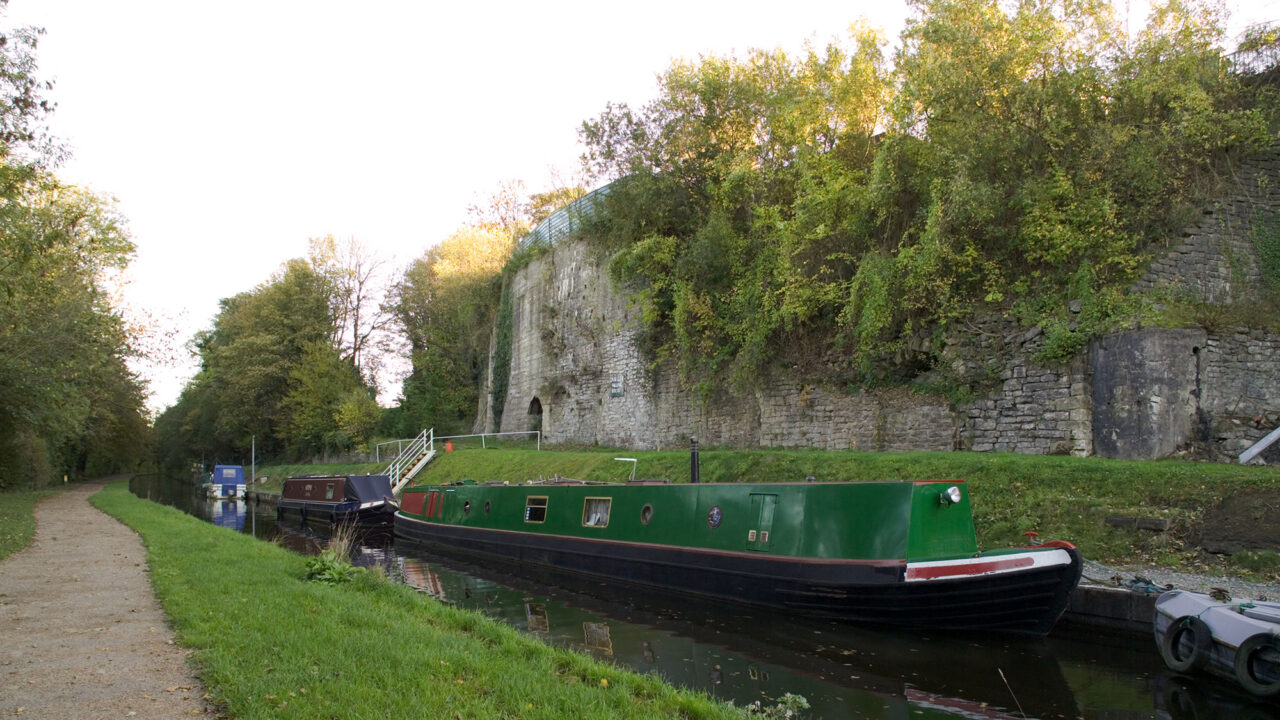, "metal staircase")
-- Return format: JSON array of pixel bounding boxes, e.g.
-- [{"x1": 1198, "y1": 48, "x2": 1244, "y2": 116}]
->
[{"x1": 385, "y1": 428, "x2": 436, "y2": 494}]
